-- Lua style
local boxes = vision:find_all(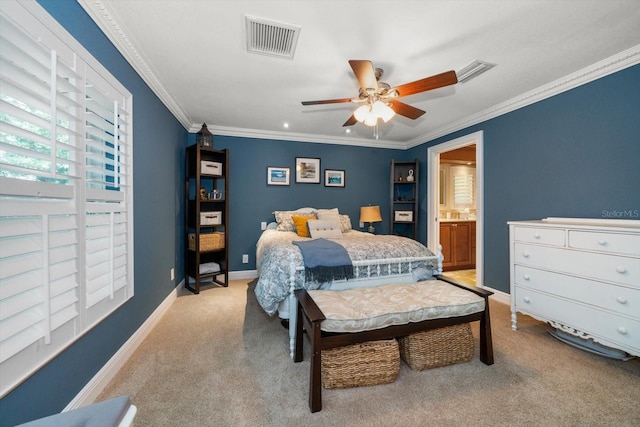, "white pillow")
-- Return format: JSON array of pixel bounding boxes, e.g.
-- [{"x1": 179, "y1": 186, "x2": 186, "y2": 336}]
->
[
  {"x1": 317, "y1": 208, "x2": 340, "y2": 222},
  {"x1": 307, "y1": 219, "x2": 342, "y2": 239}
]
